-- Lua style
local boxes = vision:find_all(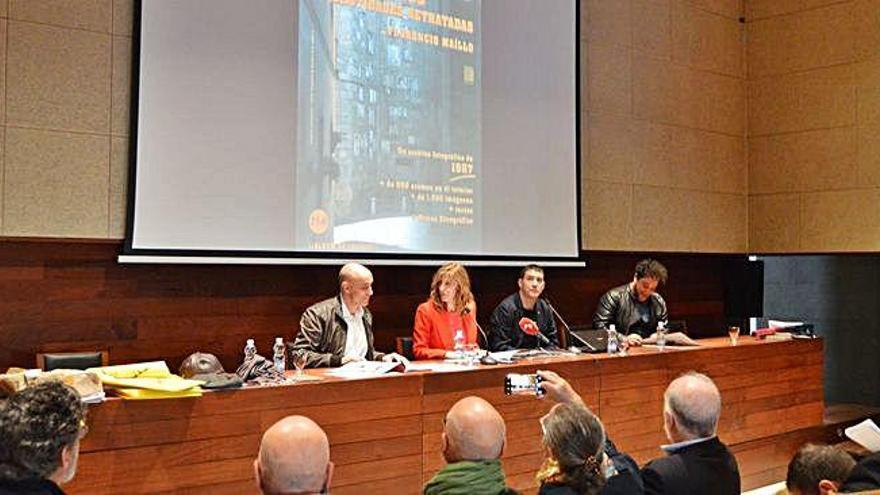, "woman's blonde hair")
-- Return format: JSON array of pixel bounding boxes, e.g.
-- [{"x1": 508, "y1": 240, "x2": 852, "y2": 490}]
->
[
  {"x1": 429, "y1": 262, "x2": 474, "y2": 315},
  {"x1": 536, "y1": 403, "x2": 607, "y2": 494}
]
